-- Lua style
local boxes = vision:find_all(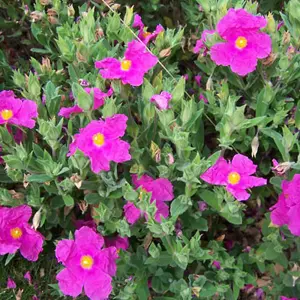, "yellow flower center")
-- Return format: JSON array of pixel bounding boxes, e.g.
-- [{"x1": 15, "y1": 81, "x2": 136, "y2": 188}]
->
[
  {"x1": 92, "y1": 133, "x2": 105, "y2": 147},
  {"x1": 139, "y1": 188, "x2": 147, "y2": 200},
  {"x1": 235, "y1": 36, "x2": 248, "y2": 49},
  {"x1": 1, "y1": 109, "x2": 13, "y2": 121},
  {"x1": 228, "y1": 172, "x2": 241, "y2": 185},
  {"x1": 121, "y1": 59, "x2": 132, "y2": 71},
  {"x1": 80, "y1": 255, "x2": 94, "y2": 270},
  {"x1": 142, "y1": 31, "x2": 151, "y2": 39},
  {"x1": 10, "y1": 227, "x2": 23, "y2": 239}
]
